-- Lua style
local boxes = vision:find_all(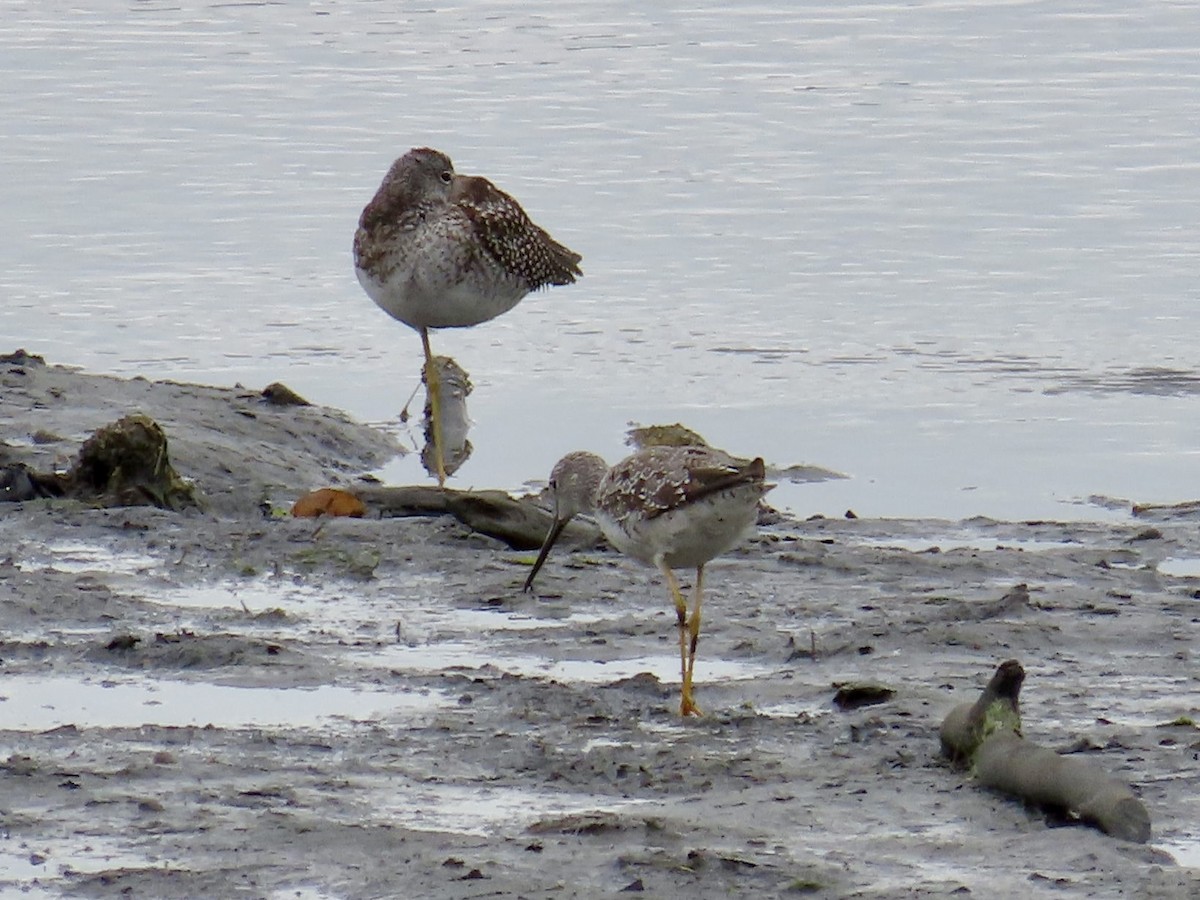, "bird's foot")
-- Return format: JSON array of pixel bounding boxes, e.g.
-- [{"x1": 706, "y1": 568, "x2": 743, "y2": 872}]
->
[{"x1": 679, "y1": 695, "x2": 703, "y2": 717}]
